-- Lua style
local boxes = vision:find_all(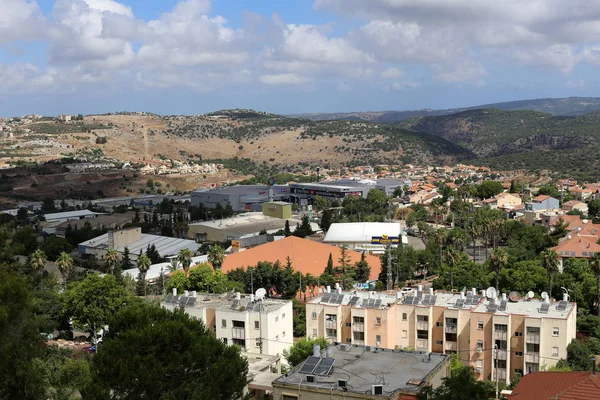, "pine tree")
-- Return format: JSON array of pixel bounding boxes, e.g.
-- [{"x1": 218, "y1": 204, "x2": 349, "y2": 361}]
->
[
  {"x1": 284, "y1": 220, "x2": 291, "y2": 237},
  {"x1": 355, "y1": 252, "x2": 371, "y2": 283},
  {"x1": 122, "y1": 247, "x2": 132, "y2": 269},
  {"x1": 319, "y1": 208, "x2": 332, "y2": 232}
]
